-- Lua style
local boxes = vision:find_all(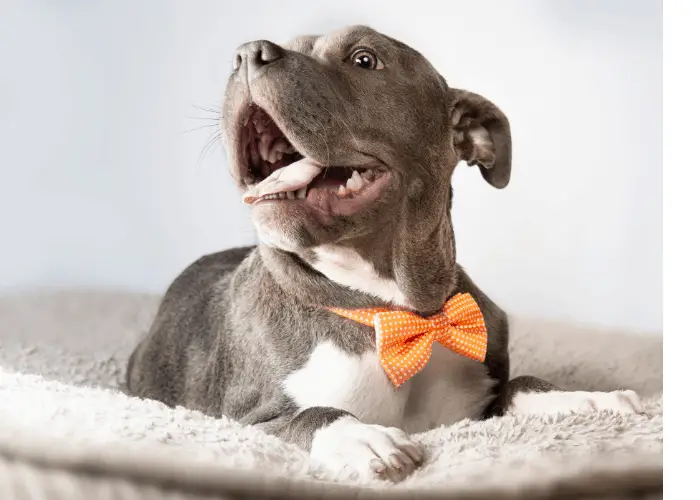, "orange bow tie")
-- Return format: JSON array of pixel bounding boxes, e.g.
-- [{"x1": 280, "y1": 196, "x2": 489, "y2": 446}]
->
[{"x1": 328, "y1": 293, "x2": 488, "y2": 388}]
